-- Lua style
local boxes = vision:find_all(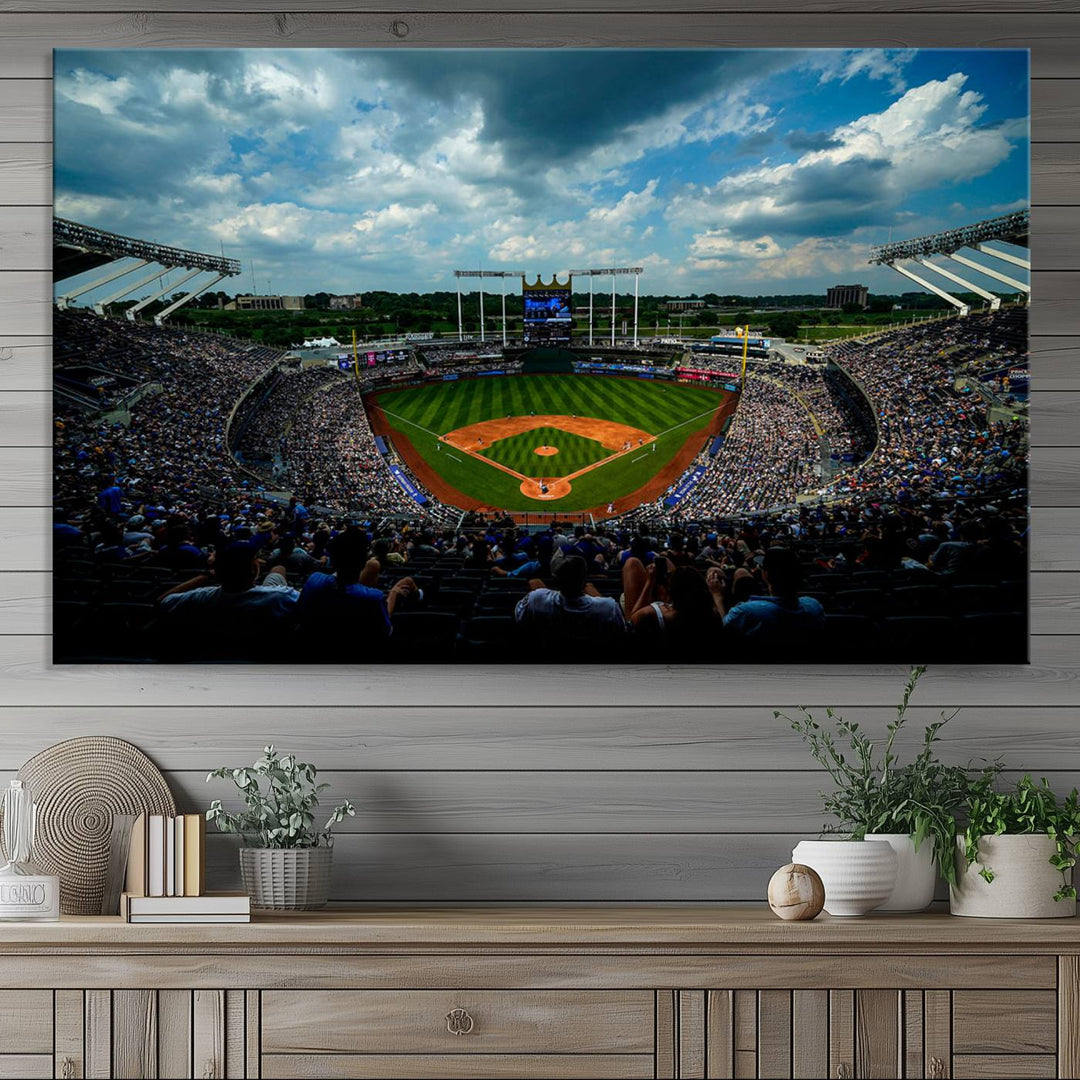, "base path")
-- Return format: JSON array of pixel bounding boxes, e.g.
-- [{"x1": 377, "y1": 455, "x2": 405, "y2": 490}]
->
[{"x1": 443, "y1": 414, "x2": 651, "y2": 453}]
